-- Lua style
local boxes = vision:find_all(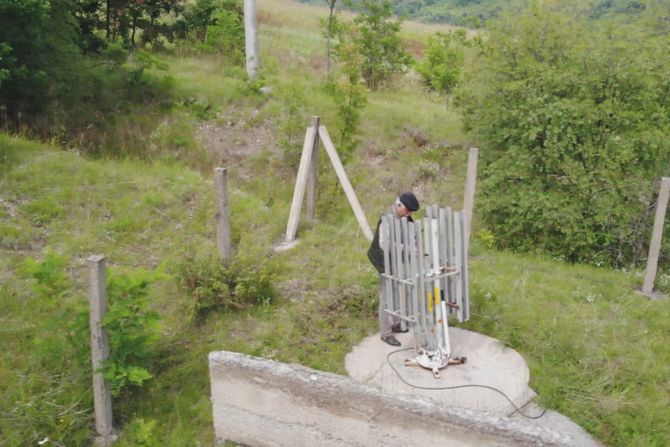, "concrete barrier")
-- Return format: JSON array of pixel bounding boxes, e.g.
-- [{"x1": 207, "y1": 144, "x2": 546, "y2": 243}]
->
[{"x1": 209, "y1": 351, "x2": 577, "y2": 446}]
